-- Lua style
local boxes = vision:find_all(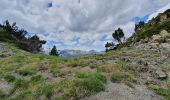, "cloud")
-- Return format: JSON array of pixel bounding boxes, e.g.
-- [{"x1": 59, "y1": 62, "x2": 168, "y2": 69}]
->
[
  {"x1": 0, "y1": 0, "x2": 170, "y2": 51},
  {"x1": 147, "y1": 3, "x2": 170, "y2": 21}
]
